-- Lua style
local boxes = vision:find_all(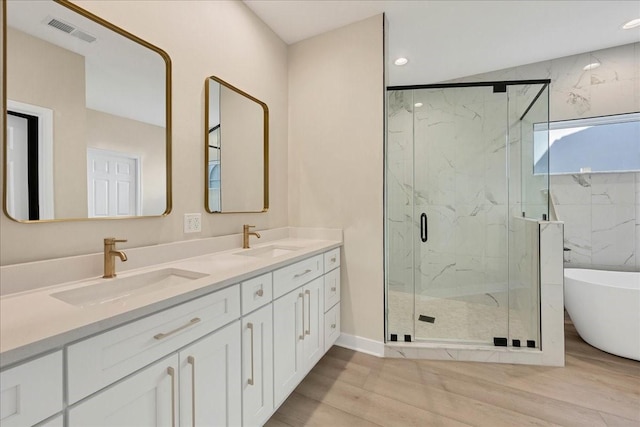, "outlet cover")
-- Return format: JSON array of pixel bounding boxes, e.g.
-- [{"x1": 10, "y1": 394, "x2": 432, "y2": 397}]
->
[{"x1": 183, "y1": 213, "x2": 201, "y2": 233}]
